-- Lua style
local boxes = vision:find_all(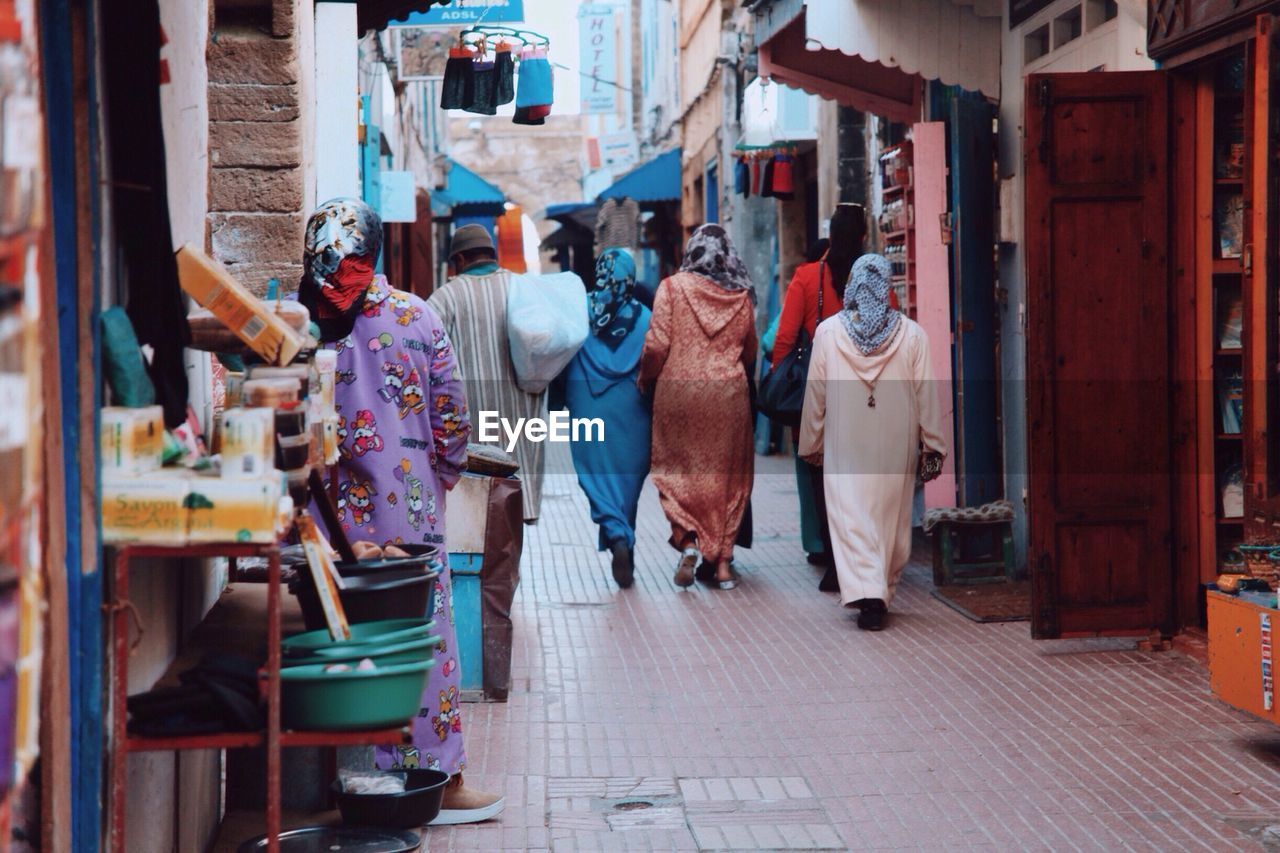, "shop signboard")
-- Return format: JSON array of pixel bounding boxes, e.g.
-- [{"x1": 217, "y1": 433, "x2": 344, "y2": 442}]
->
[
  {"x1": 600, "y1": 131, "x2": 638, "y2": 172},
  {"x1": 389, "y1": 0, "x2": 525, "y2": 26},
  {"x1": 381, "y1": 171, "x2": 418, "y2": 223},
  {"x1": 578, "y1": 4, "x2": 618, "y2": 114}
]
